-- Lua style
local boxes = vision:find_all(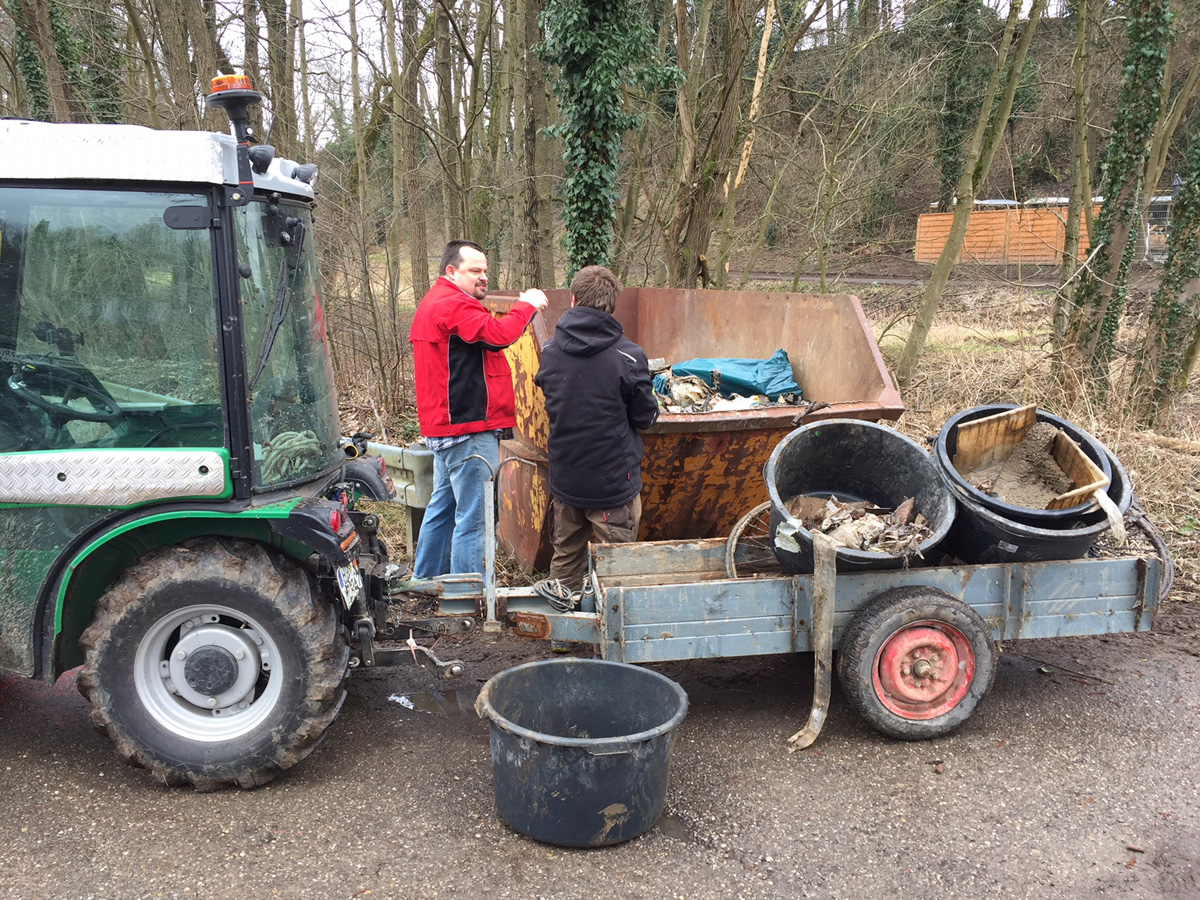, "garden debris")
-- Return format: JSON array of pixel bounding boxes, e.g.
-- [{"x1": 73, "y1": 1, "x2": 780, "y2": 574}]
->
[
  {"x1": 784, "y1": 493, "x2": 933, "y2": 556},
  {"x1": 652, "y1": 368, "x2": 806, "y2": 414}
]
